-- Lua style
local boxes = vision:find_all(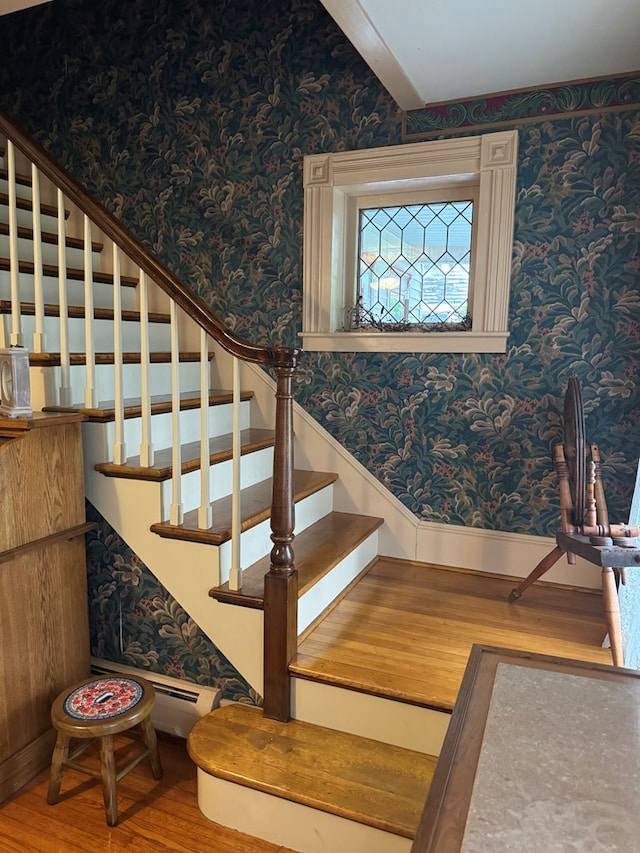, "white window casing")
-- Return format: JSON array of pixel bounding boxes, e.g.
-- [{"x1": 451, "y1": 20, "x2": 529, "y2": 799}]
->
[{"x1": 302, "y1": 130, "x2": 518, "y2": 353}]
